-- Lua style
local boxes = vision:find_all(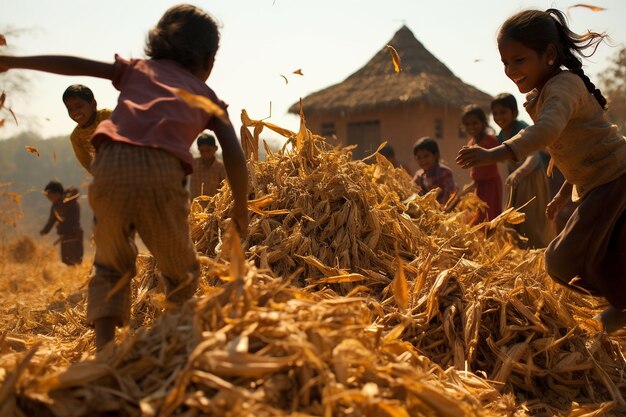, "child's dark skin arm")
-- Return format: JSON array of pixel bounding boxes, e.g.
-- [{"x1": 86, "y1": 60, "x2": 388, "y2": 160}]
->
[
  {"x1": 0, "y1": 55, "x2": 114, "y2": 80},
  {"x1": 456, "y1": 143, "x2": 516, "y2": 169},
  {"x1": 546, "y1": 181, "x2": 573, "y2": 221},
  {"x1": 212, "y1": 119, "x2": 249, "y2": 237},
  {"x1": 40, "y1": 210, "x2": 56, "y2": 236},
  {"x1": 506, "y1": 153, "x2": 541, "y2": 187}
]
